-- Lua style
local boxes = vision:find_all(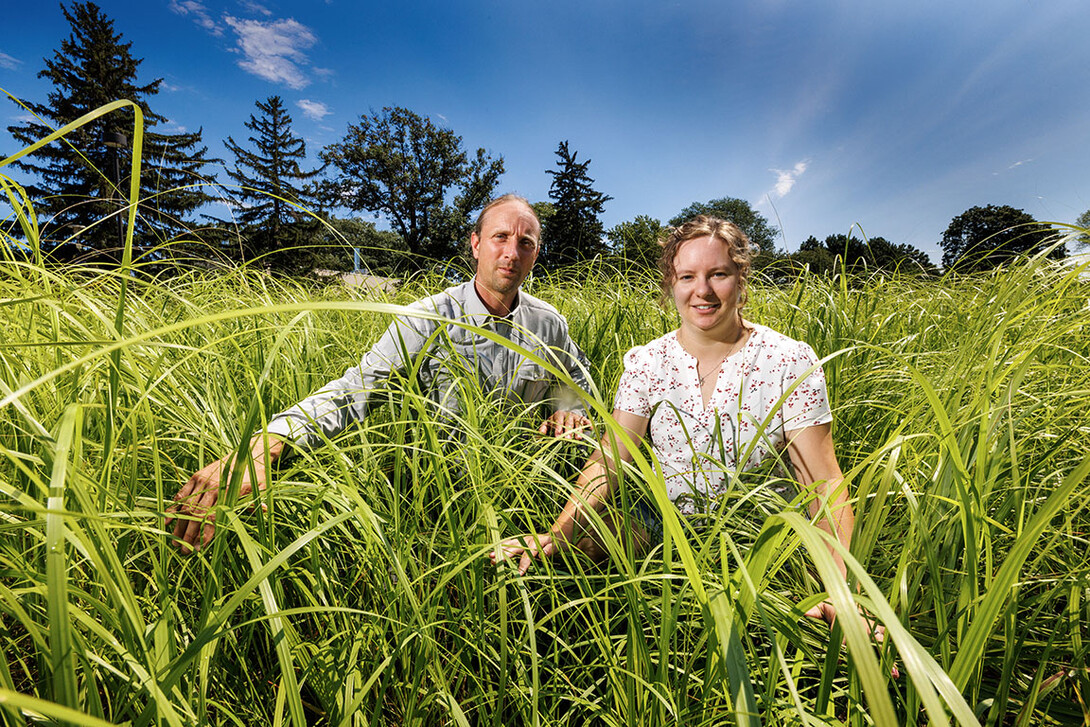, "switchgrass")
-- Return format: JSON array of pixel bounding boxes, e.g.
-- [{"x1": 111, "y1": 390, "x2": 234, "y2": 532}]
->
[{"x1": 3, "y1": 108, "x2": 1090, "y2": 725}]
